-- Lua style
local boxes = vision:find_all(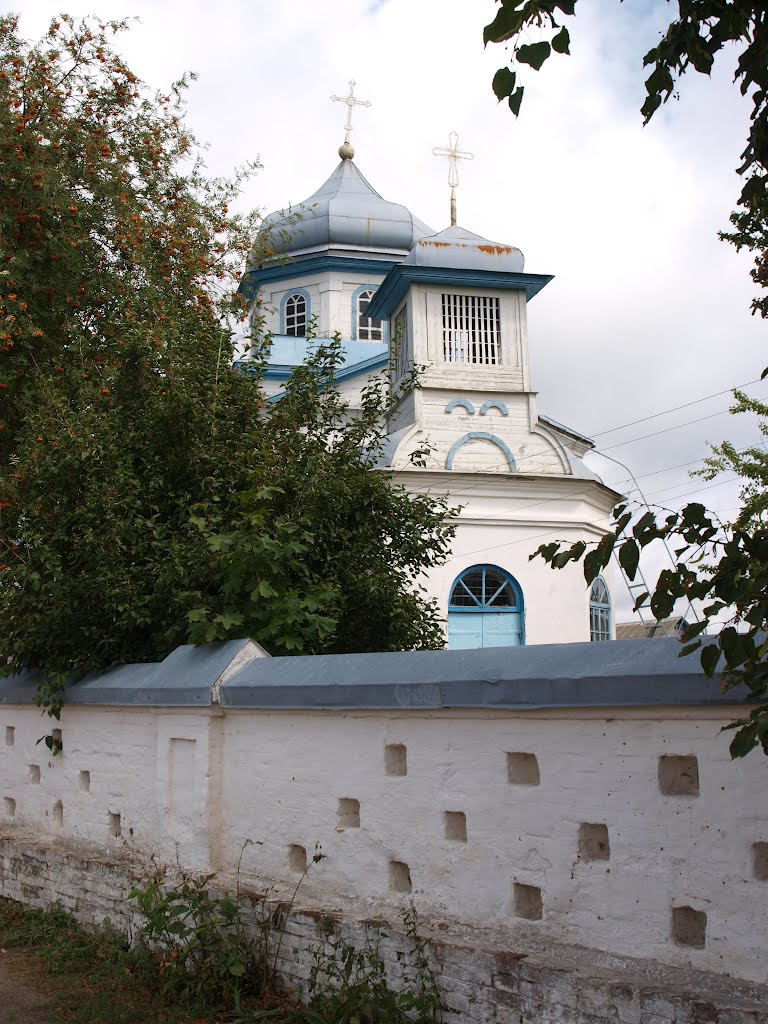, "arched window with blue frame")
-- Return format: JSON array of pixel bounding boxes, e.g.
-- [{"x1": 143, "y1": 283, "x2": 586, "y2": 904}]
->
[
  {"x1": 589, "y1": 576, "x2": 611, "y2": 641},
  {"x1": 448, "y1": 565, "x2": 524, "y2": 649}
]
